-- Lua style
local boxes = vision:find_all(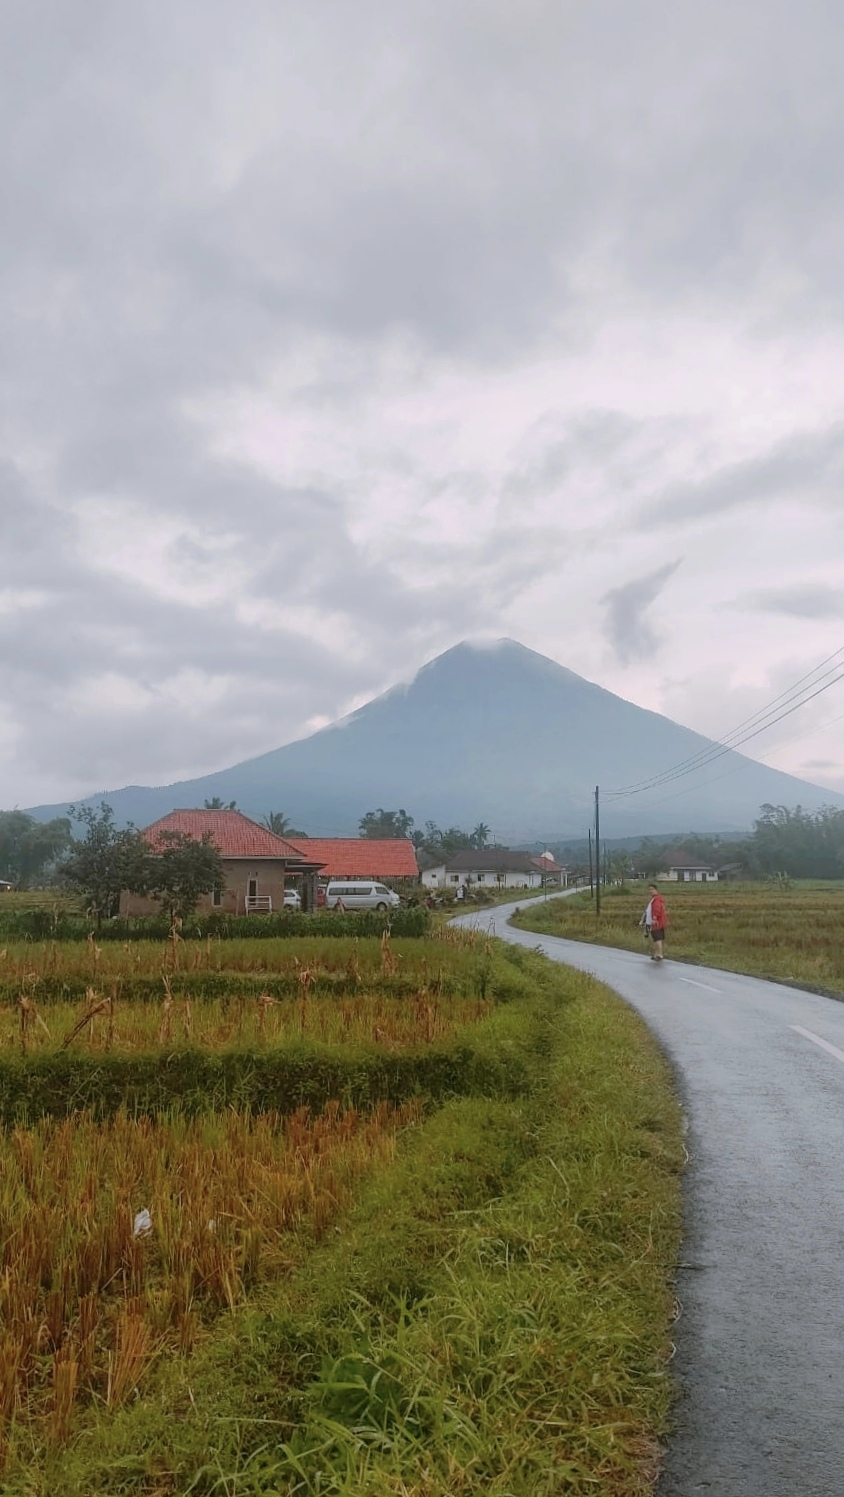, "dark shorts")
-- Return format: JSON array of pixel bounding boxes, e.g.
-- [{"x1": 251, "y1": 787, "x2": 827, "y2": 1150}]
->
[{"x1": 650, "y1": 928, "x2": 666, "y2": 942}]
